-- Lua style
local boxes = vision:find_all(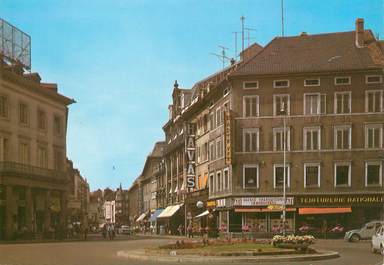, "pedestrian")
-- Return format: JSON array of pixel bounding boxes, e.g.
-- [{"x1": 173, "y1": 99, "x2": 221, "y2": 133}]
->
[
  {"x1": 102, "y1": 224, "x2": 107, "y2": 239},
  {"x1": 177, "y1": 224, "x2": 183, "y2": 236},
  {"x1": 187, "y1": 223, "x2": 193, "y2": 238}
]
